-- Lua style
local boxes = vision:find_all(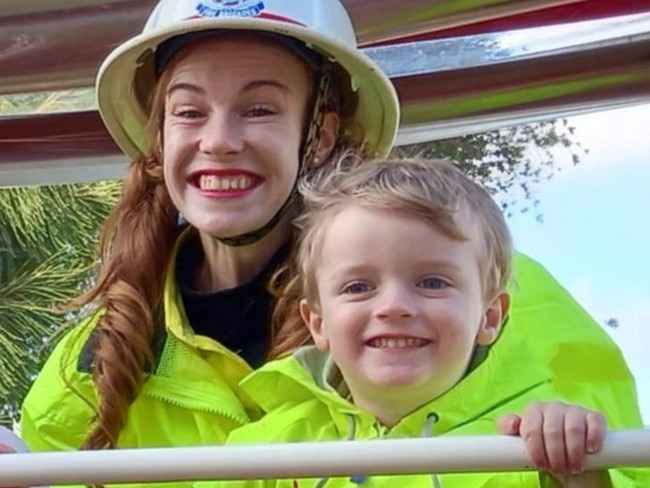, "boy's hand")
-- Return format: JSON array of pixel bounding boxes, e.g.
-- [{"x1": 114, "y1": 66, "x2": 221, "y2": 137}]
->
[{"x1": 497, "y1": 401, "x2": 607, "y2": 477}]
